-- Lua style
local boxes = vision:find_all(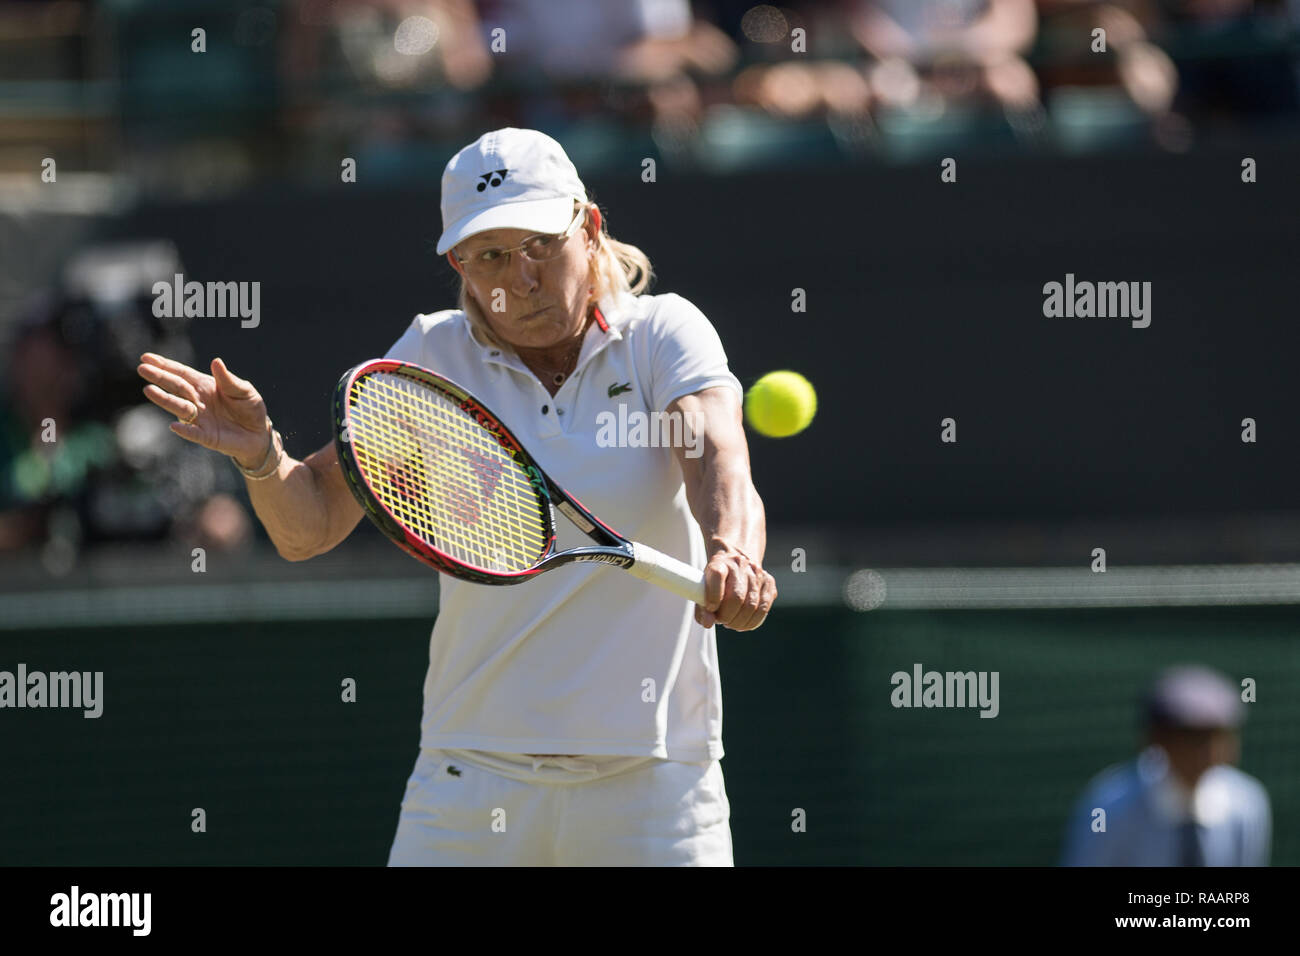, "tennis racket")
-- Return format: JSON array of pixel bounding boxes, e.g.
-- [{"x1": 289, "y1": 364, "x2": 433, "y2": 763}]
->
[{"x1": 333, "y1": 359, "x2": 707, "y2": 604}]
